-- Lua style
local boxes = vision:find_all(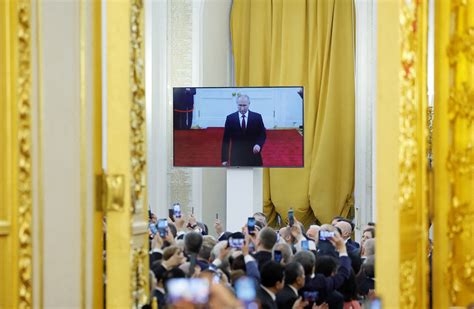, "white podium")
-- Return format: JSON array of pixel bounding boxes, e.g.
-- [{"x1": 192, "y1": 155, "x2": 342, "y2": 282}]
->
[{"x1": 225, "y1": 168, "x2": 263, "y2": 233}]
